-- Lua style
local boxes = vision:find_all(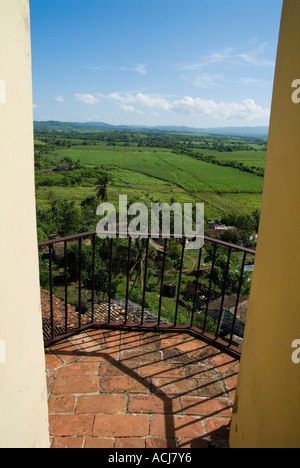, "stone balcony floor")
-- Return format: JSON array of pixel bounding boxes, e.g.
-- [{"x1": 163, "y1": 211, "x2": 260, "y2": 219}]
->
[{"x1": 45, "y1": 329, "x2": 239, "y2": 448}]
